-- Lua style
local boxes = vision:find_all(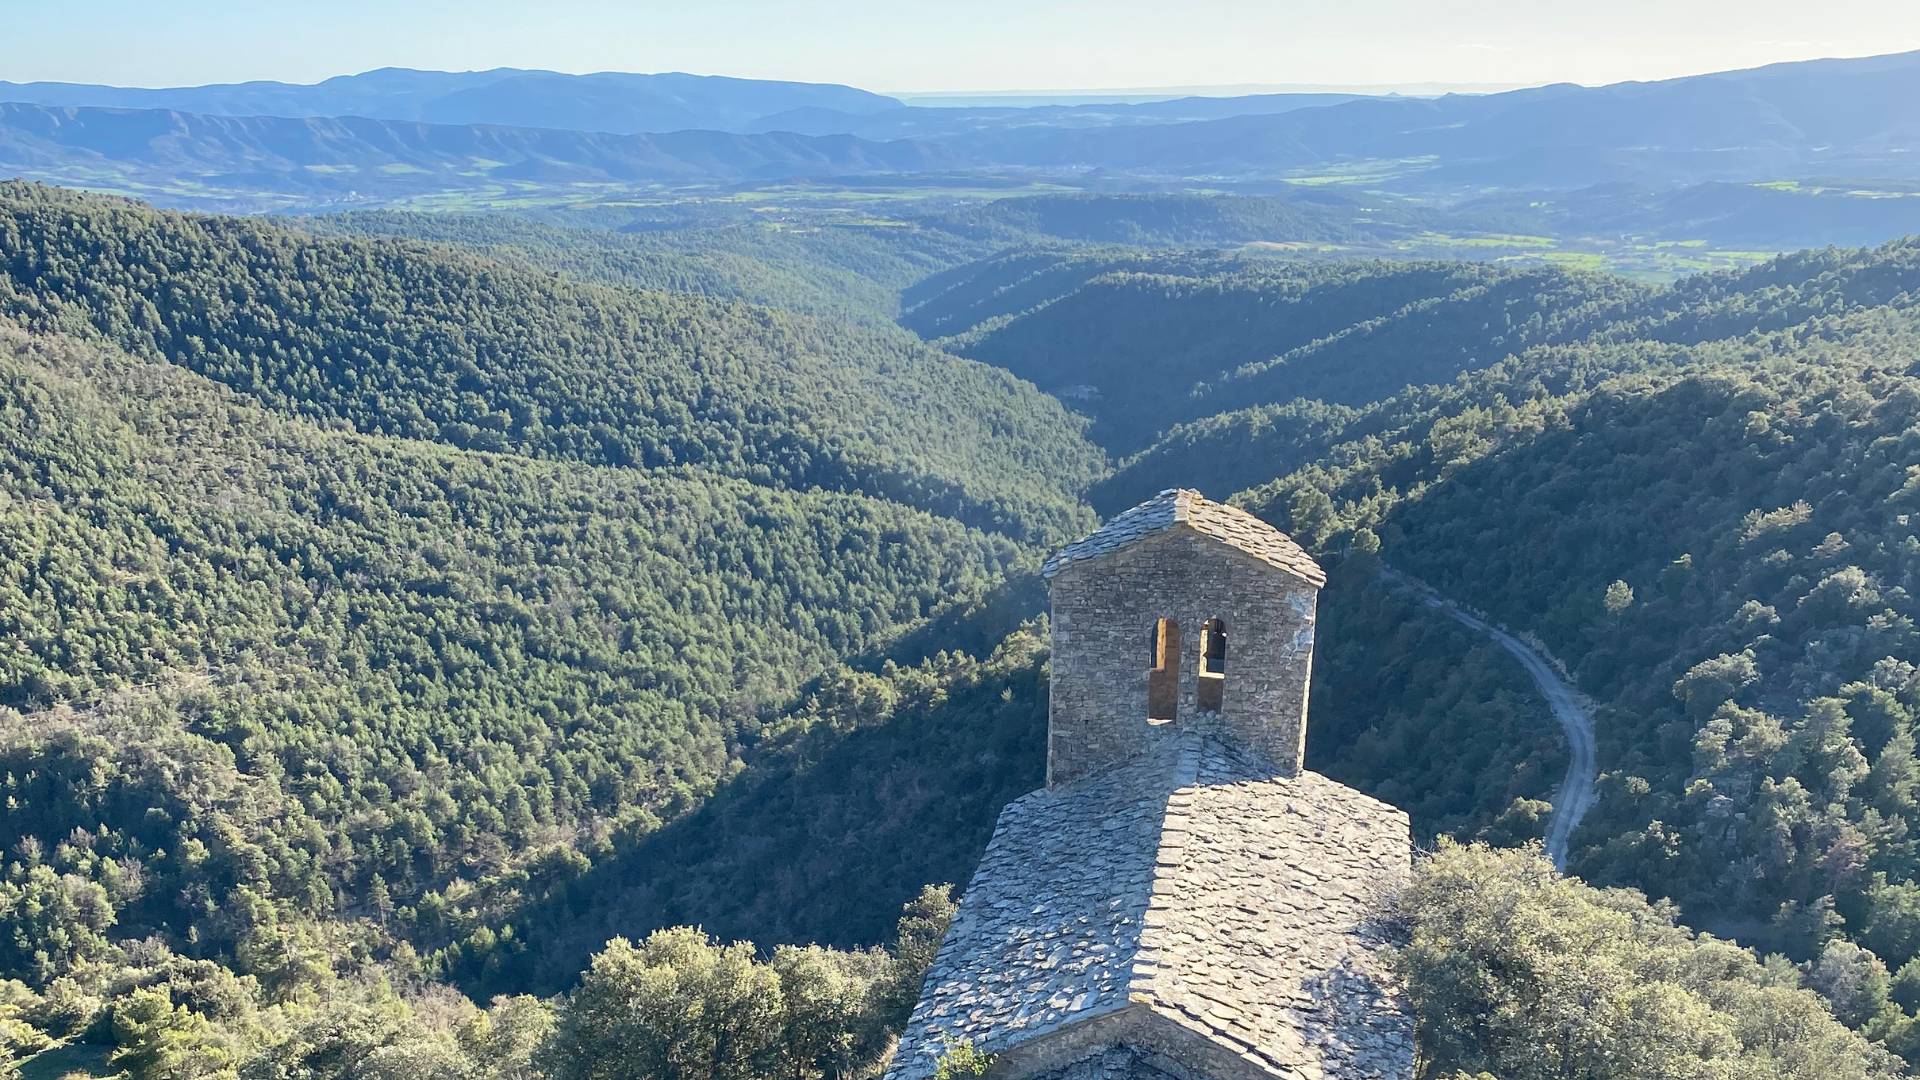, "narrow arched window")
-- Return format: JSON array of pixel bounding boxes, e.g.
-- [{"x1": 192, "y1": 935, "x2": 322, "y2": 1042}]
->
[
  {"x1": 1198, "y1": 618, "x2": 1227, "y2": 712},
  {"x1": 1147, "y1": 618, "x2": 1180, "y2": 723}
]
